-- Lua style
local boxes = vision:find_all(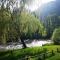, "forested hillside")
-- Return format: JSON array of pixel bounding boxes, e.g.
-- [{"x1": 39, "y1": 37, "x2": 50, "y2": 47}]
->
[{"x1": 33, "y1": 0, "x2": 60, "y2": 38}]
